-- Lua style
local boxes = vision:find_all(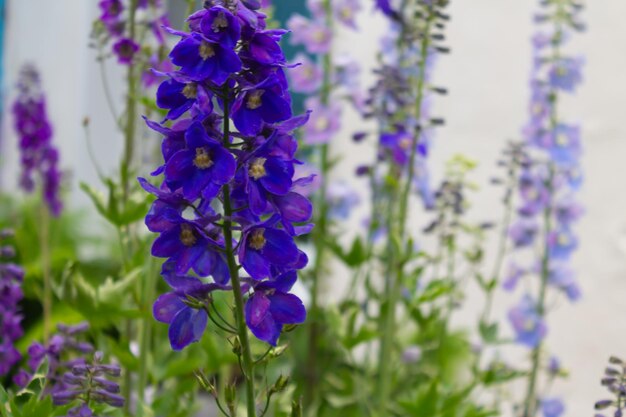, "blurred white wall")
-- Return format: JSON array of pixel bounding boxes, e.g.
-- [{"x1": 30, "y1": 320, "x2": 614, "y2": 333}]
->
[{"x1": 2, "y1": 0, "x2": 626, "y2": 415}]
